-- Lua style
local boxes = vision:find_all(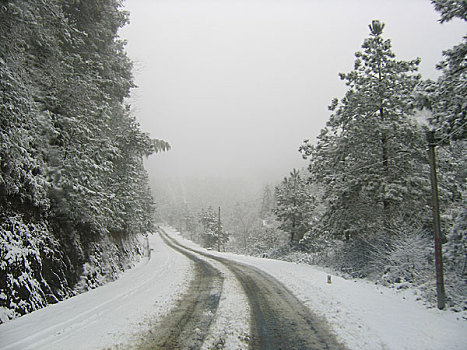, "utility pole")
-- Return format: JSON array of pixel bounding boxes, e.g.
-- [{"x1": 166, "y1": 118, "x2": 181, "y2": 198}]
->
[
  {"x1": 217, "y1": 206, "x2": 221, "y2": 252},
  {"x1": 427, "y1": 130, "x2": 446, "y2": 310}
]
